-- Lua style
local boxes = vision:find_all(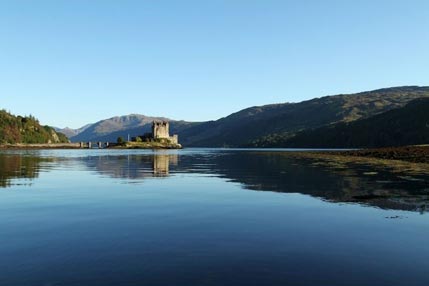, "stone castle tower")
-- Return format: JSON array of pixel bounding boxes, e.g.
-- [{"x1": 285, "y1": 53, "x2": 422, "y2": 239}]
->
[
  {"x1": 152, "y1": 121, "x2": 178, "y2": 144},
  {"x1": 152, "y1": 121, "x2": 170, "y2": 139}
]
